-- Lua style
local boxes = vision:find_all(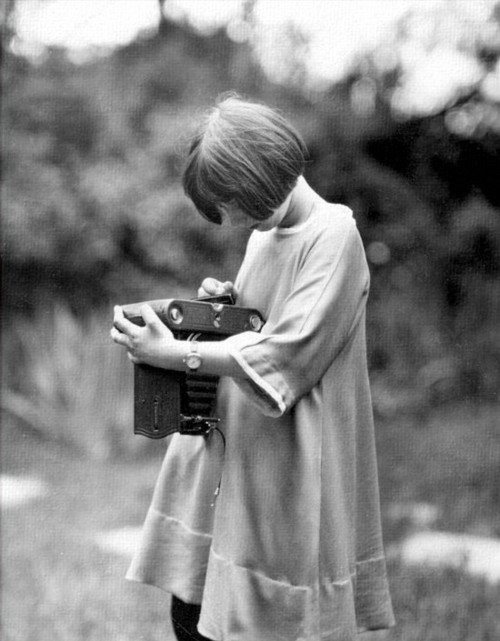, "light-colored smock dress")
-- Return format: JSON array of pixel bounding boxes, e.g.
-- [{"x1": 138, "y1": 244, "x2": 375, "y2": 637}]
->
[{"x1": 126, "y1": 202, "x2": 395, "y2": 641}]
